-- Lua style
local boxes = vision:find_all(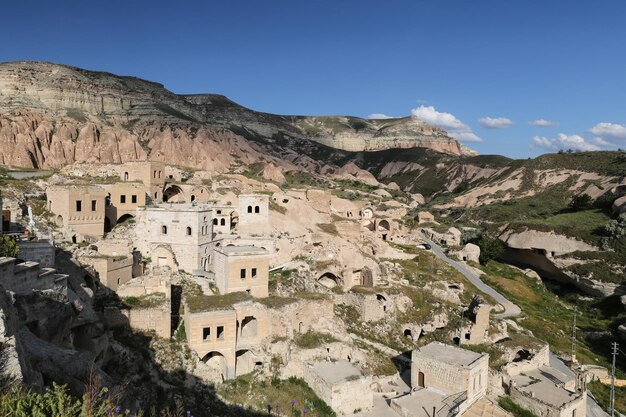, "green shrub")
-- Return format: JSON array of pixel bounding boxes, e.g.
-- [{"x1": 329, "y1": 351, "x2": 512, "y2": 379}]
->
[{"x1": 0, "y1": 235, "x2": 18, "y2": 258}]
